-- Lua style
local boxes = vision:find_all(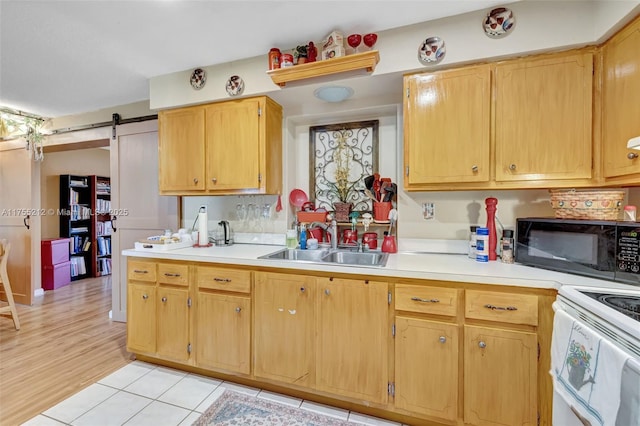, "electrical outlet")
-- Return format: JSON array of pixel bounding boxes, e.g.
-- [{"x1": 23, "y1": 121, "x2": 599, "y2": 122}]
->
[{"x1": 422, "y1": 202, "x2": 435, "y2": 220}]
